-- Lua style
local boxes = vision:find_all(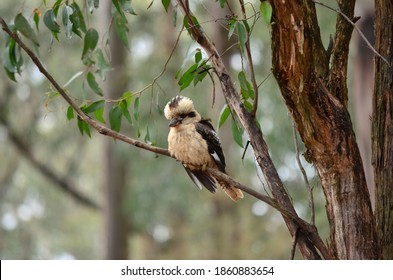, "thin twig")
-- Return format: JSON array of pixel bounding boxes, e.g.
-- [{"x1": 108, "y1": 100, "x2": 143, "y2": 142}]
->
[
  {"x1": 313, "y1": 0, "x2": 390, "y2": 66},
  {"x1": 239, "y1": 0, "x2": 259, "y2": 118},
  {"x1": 292, "y1": 122, "x2": 315, "y2": 225},
  {"x1": 290, "y1": 227, "x2": 300, "y2": 260},
  {"x1": 0, "y1": 17, "x2": 170, "y2": 158}
]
